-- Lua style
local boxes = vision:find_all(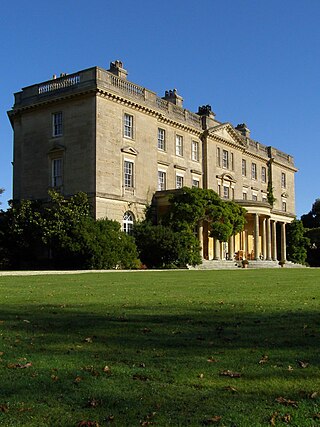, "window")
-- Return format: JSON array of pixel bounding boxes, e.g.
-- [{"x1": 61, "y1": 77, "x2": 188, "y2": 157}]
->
[
  {"x1": 261, "y1": 166, "x2": 267, "y2": 183},
  {"x1": 230, "y1": 152, "x2": 234, "y2": 170},
  {"x1": 282, "y1": 201, "x2": 287, "y2": 212},
  {"x1": 192, "y1": 178, "x2": 199, "y2": 188},
  {"x1": 251, "y1": 163, "x2": 257, "y2": 180},
  {"x1": 262, "y1": 195, "x2": 267, "y2": 202},
  {"x1": 222, "y1": 150, "x2": 229, "y2": 168},
  {"x1": 217, "y1": 147, "x2": 221, "y2": 167},
  {"x1": 124, "y1": 160, "x2": 134, "y2": 188},
  {"x1": 52, "y1": 112, "x2": 63, "y2": 137},
  {"x1": 176, "y1": 135, "x2": 183, "y2": 156},
  {"x1": 252, "y1": 194, "x2": 258, "y2": 201},
  {"x1": 123, "y1": 211, "x2": 135, "y2": 234},
  {"x1": 218, "y1": 184, "x2": 221, "y2": 196},
  {"x1": 281, "y1": 172, "x2": 286, "y2": 188},
  {"x1": 223, "y1": 186, "x2": 229, "y2": 199},
  {"x1": 158, "y1": 170, "x2": 166, "y2": 191},
  {"x1": 191, "y1": 141, "x2": 199, "y2": 161},
  {"x1": 52, "y1": 158, "x2": 63, "y2": 187},
  {"x1": 176, "y1": 175, "x2": 184, "y2": 189},
  {"x1": 158, "y1": 128, "x2": 165, "y2": 150},
  {"x1": 242, "y1": 159, "x2": 247, "y2": 176},
  {"x1": 124, "y1": 113, "x2": 133, "y2": 138},
  {"x1": 243, "y1": 192, "x2": 247, "y2": 200}
]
